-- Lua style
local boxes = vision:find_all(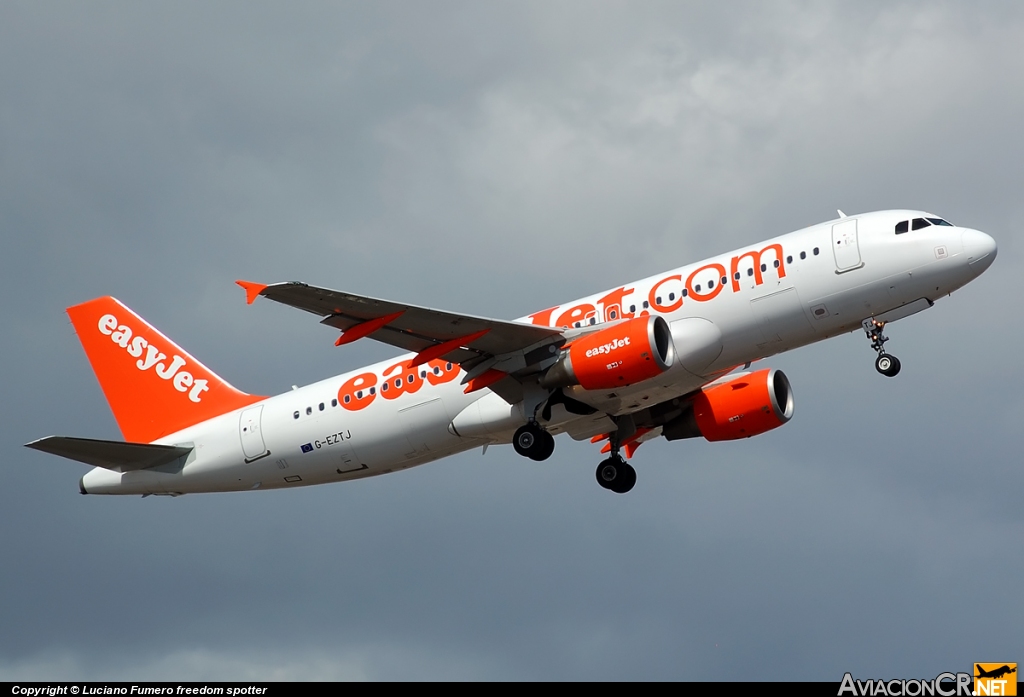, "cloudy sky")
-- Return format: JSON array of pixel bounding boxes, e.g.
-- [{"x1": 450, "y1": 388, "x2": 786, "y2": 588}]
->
[{"x1": 2, "y1": 1, "x2": 1021, "y2": 681}]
